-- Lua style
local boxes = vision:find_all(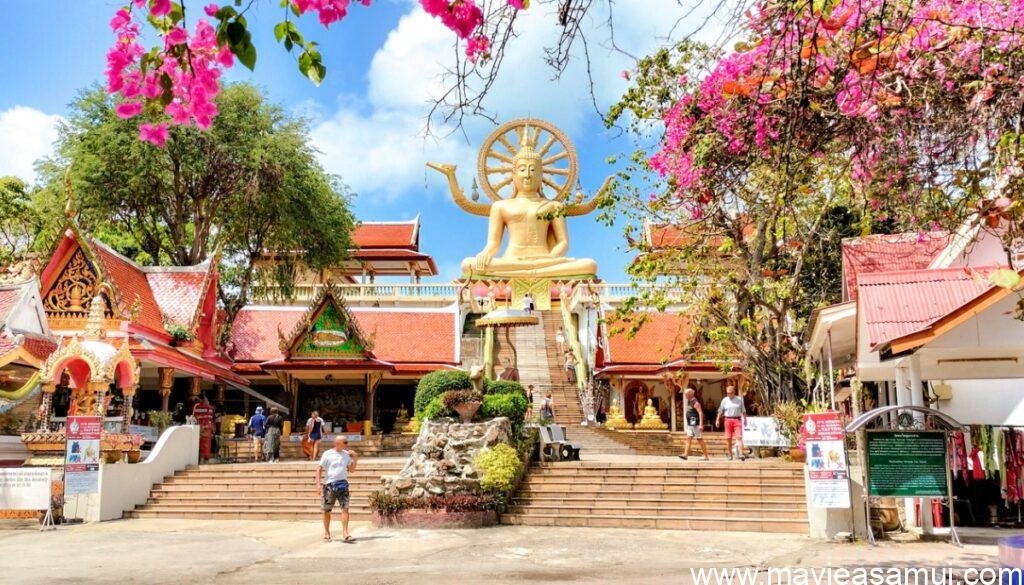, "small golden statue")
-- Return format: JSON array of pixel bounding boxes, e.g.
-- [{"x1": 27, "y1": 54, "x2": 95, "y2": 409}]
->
[
  {"x1": 605, "y1": 398, "x2": 631, "y2": 430},
  {"x1": 428, "y1": 118, "x2": 611, "y2": 279},
  {"x1": 396, "y1": 407, "x2": 420, "y2": 435},
  {"x1": 636, "y1": 399, "x2": 668, "y2": 430}
]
